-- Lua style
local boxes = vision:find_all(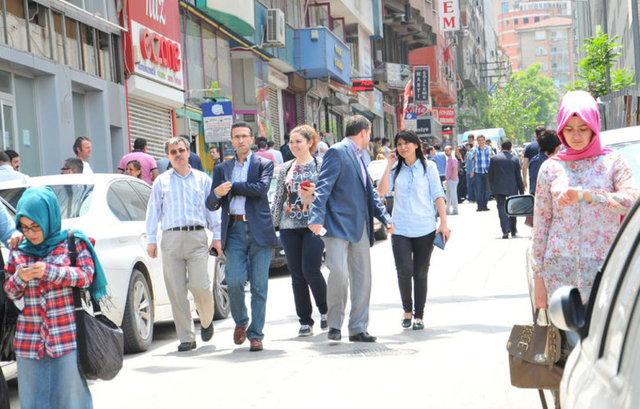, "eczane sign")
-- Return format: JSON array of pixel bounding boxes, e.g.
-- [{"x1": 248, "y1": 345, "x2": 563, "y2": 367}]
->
[{"x1": 439, "y1": 0, "x2": 460, "y2": 32}]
